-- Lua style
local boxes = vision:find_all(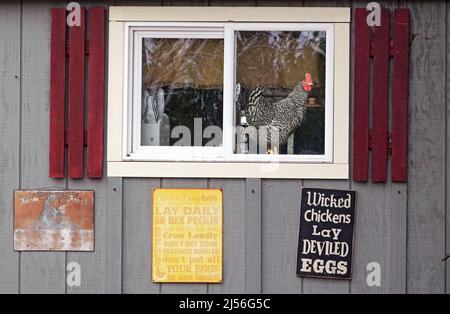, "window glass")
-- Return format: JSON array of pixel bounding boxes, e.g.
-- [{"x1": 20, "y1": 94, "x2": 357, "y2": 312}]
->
[
  {"x1": 141, "y1": 38, "x2": 224, "y2": 147},
  {"x1": 234, "y1": 31, "x2": 326, "y2": 155}
]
